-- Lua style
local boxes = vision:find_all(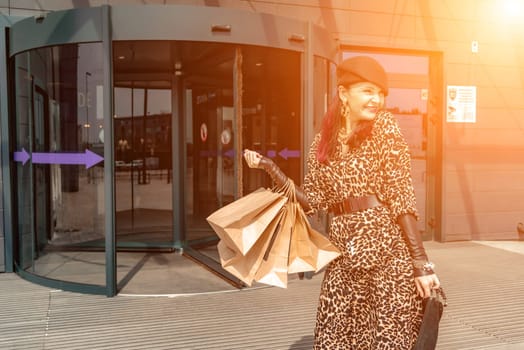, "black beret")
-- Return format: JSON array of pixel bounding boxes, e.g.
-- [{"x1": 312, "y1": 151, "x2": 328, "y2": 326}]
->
[{"x1": 336, "y1": 56, "x2": 389, "y2": 96}]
